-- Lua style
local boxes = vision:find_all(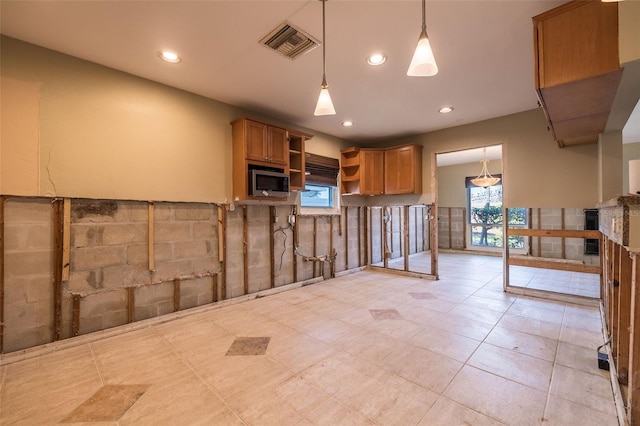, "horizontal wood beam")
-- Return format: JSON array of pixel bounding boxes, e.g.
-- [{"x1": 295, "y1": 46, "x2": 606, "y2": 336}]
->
[
  {"x1": 507, "y1": 228, "x2": 601, "y2": 239},
  {"x1": 508, "y1": 257, "x2": 601, "y2": 274}
]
